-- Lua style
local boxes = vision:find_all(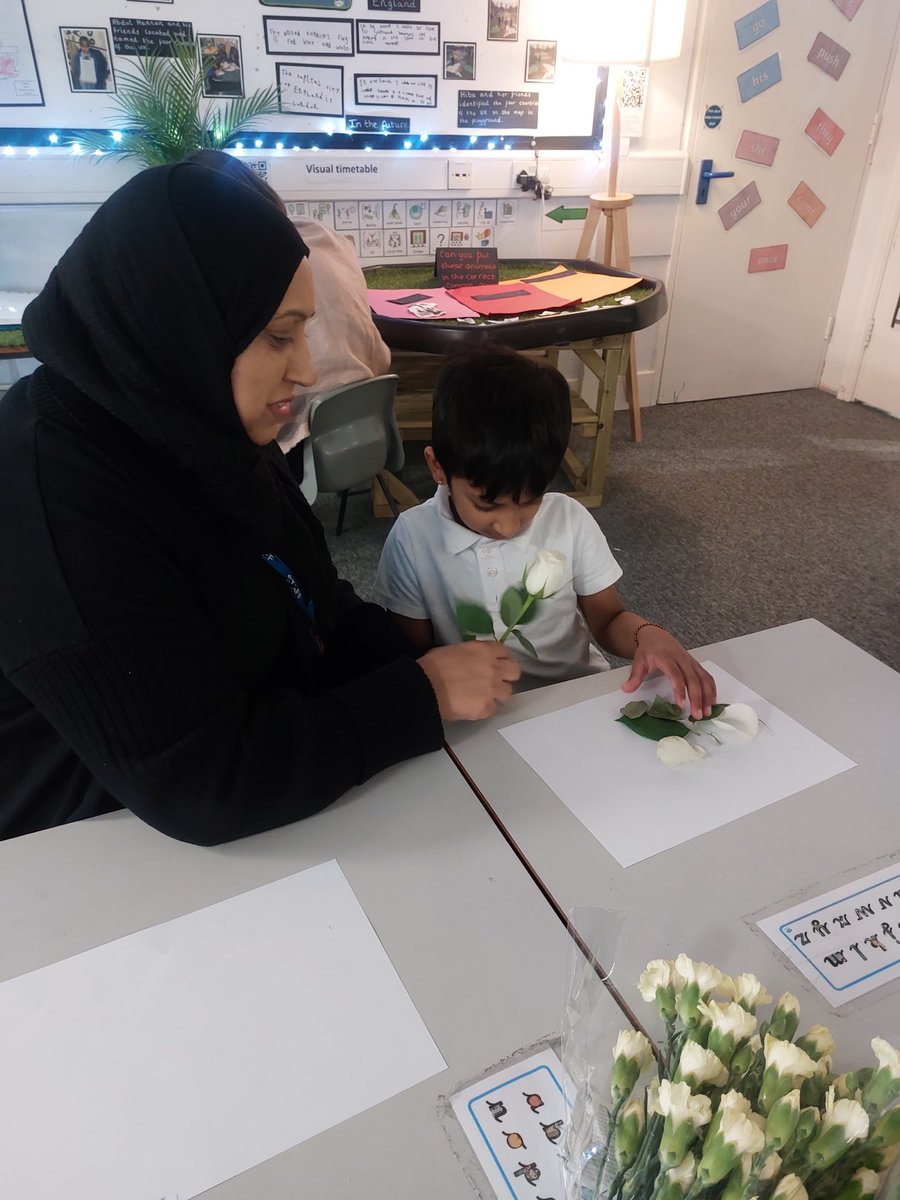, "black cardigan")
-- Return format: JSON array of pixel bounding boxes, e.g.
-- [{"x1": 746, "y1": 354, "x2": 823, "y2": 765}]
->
[{"x1": 0, "y1": 371, "x2": 443, "y2": 844}]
